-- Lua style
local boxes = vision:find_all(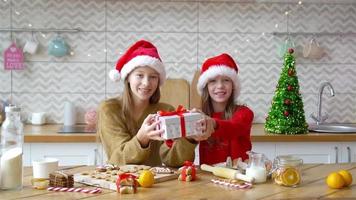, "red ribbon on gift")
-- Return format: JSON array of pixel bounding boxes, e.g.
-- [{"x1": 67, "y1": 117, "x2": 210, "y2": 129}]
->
[{"x1": 158, "y1": 105, "x2": 187, "y2": 137}]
